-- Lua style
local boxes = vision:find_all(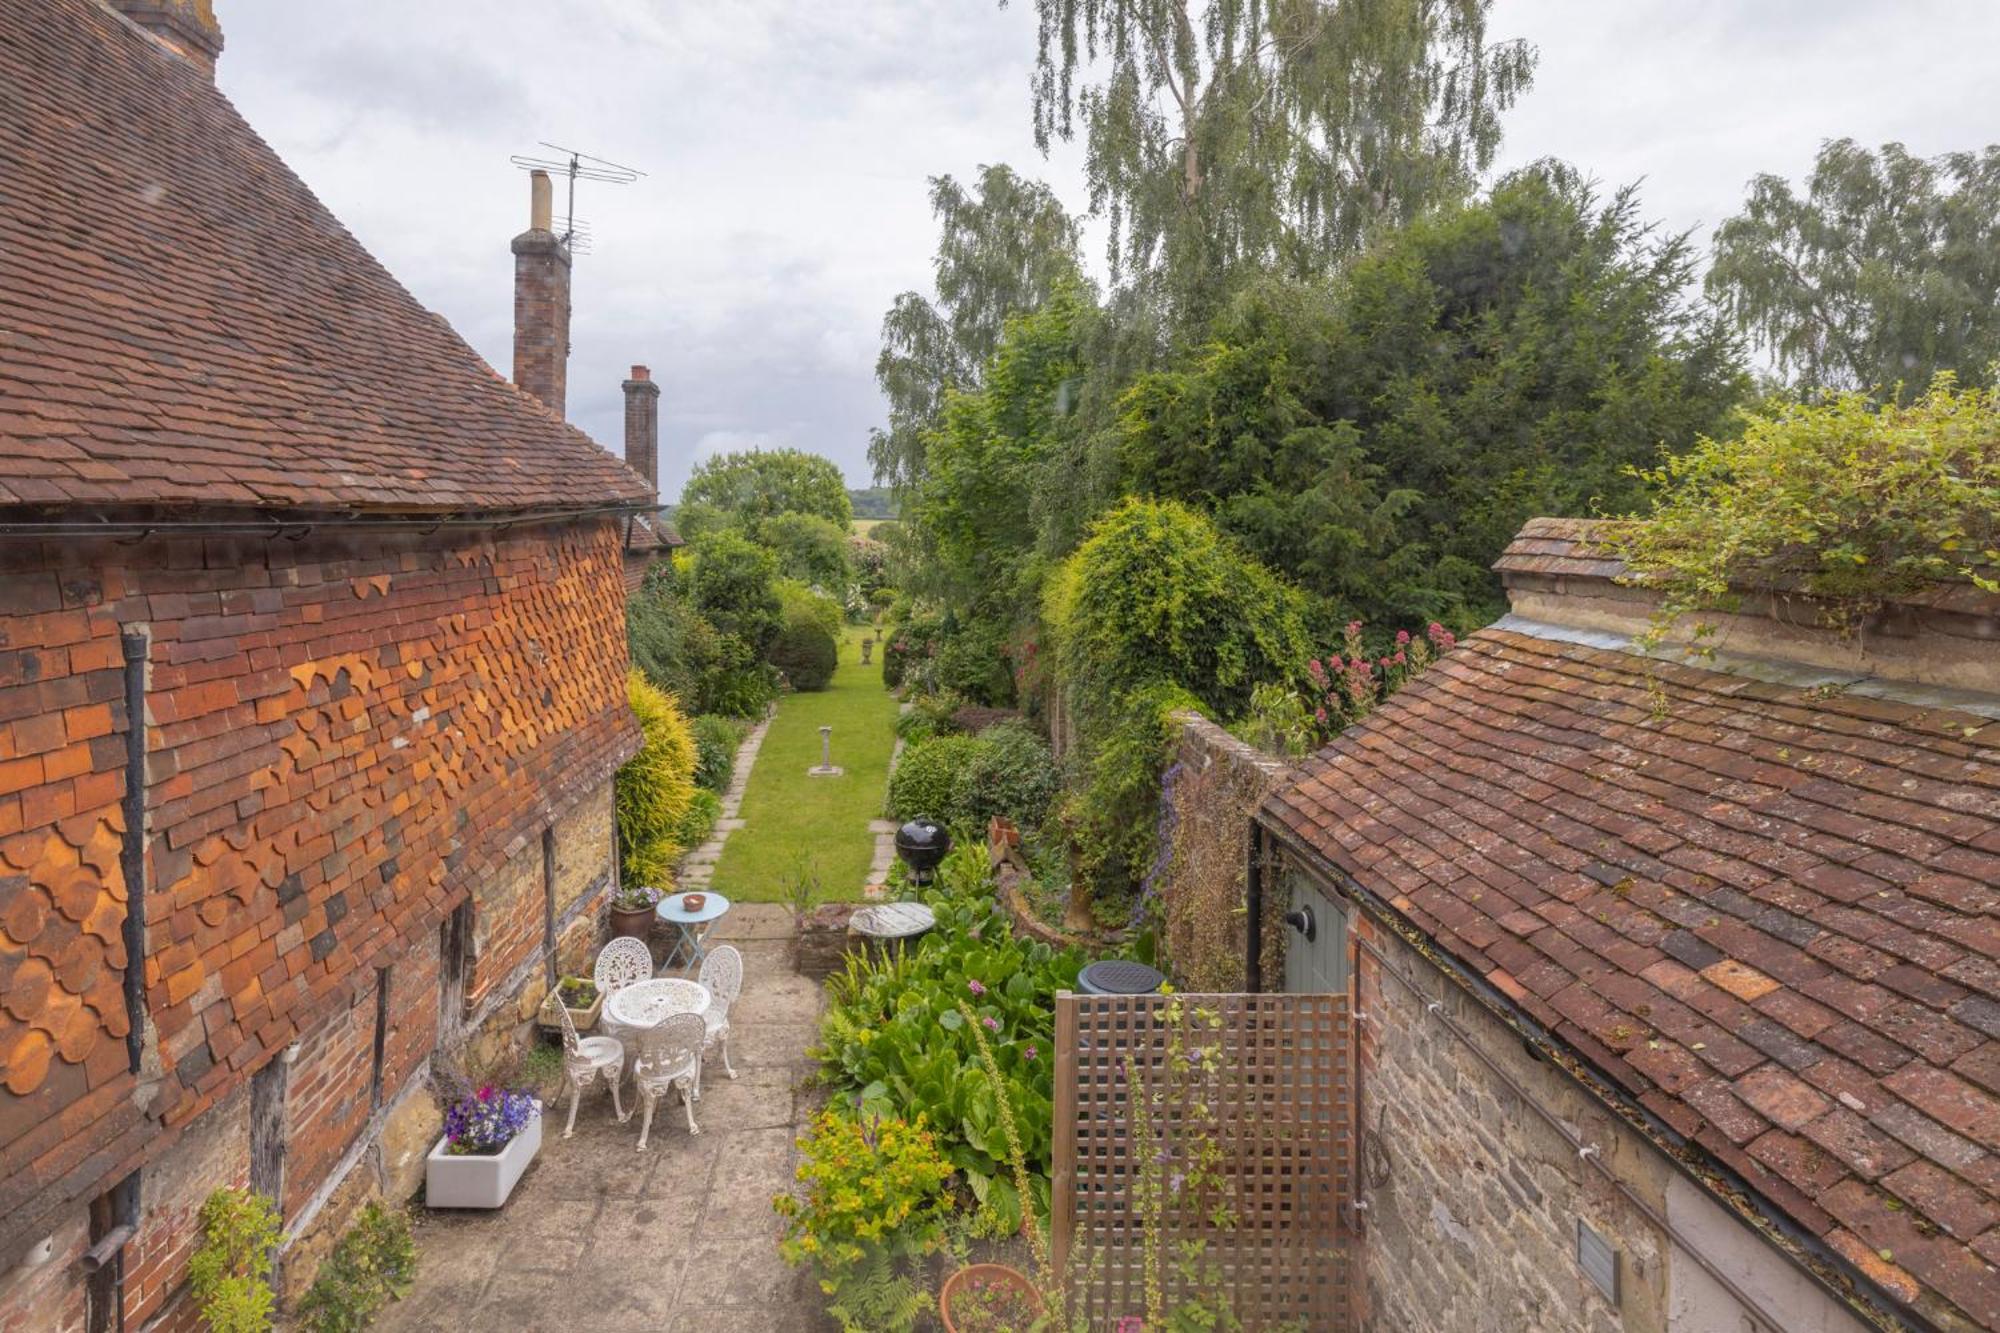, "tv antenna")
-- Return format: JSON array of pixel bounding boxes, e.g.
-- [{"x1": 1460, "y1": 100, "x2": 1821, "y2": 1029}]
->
[{"x1": 509, "y1": 142, "x2": 645, "y2": 255}]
